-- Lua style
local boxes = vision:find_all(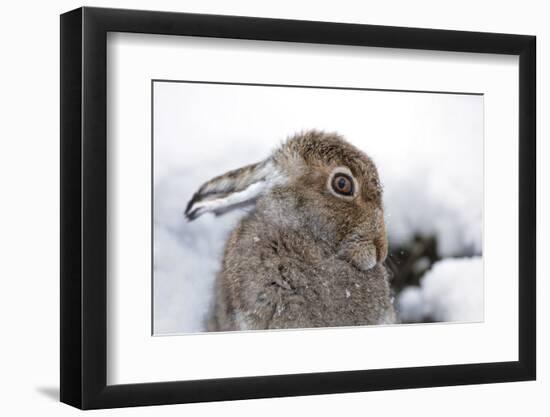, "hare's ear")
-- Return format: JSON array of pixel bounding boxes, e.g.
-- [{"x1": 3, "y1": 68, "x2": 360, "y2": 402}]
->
[{"x1": 185, "y1": 159, "x2": 282, "y2": 221}]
